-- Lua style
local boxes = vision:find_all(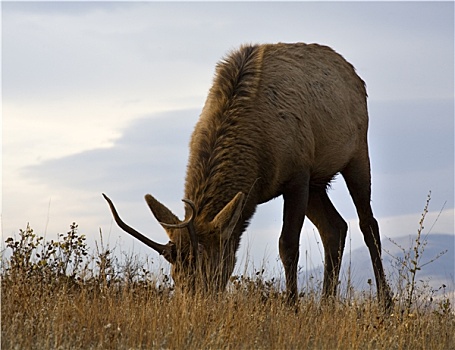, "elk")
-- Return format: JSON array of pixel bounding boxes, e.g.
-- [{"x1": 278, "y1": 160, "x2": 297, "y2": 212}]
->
[{"x1": 103, "y1": 42, "x2": 392, "y2": 307}]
